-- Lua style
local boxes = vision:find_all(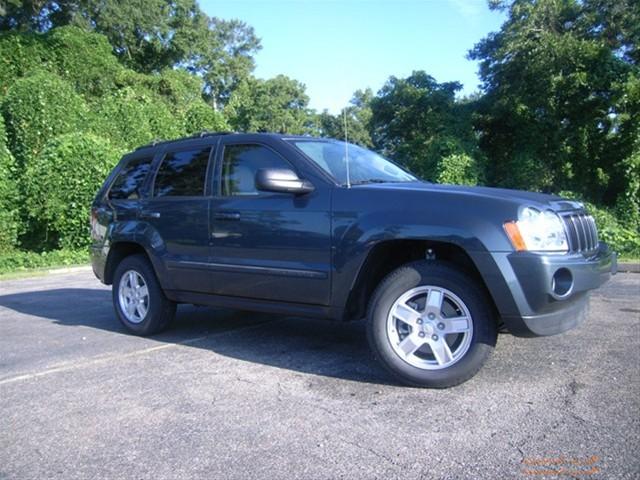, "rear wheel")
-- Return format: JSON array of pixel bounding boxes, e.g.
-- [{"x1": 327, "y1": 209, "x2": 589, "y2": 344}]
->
[
  {"x1": 367, "y1": 261, "x2": 497, "y2": 388},
  {"x1": 112, "y1": 254, "x2": 176, "y2": 335}
]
